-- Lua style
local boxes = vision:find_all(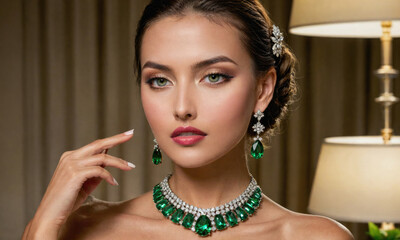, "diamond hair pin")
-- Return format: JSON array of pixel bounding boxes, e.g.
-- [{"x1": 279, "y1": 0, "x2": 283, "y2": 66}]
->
[{"x1": 271, "y1": 25, "x2": 284, "y2": 57}]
